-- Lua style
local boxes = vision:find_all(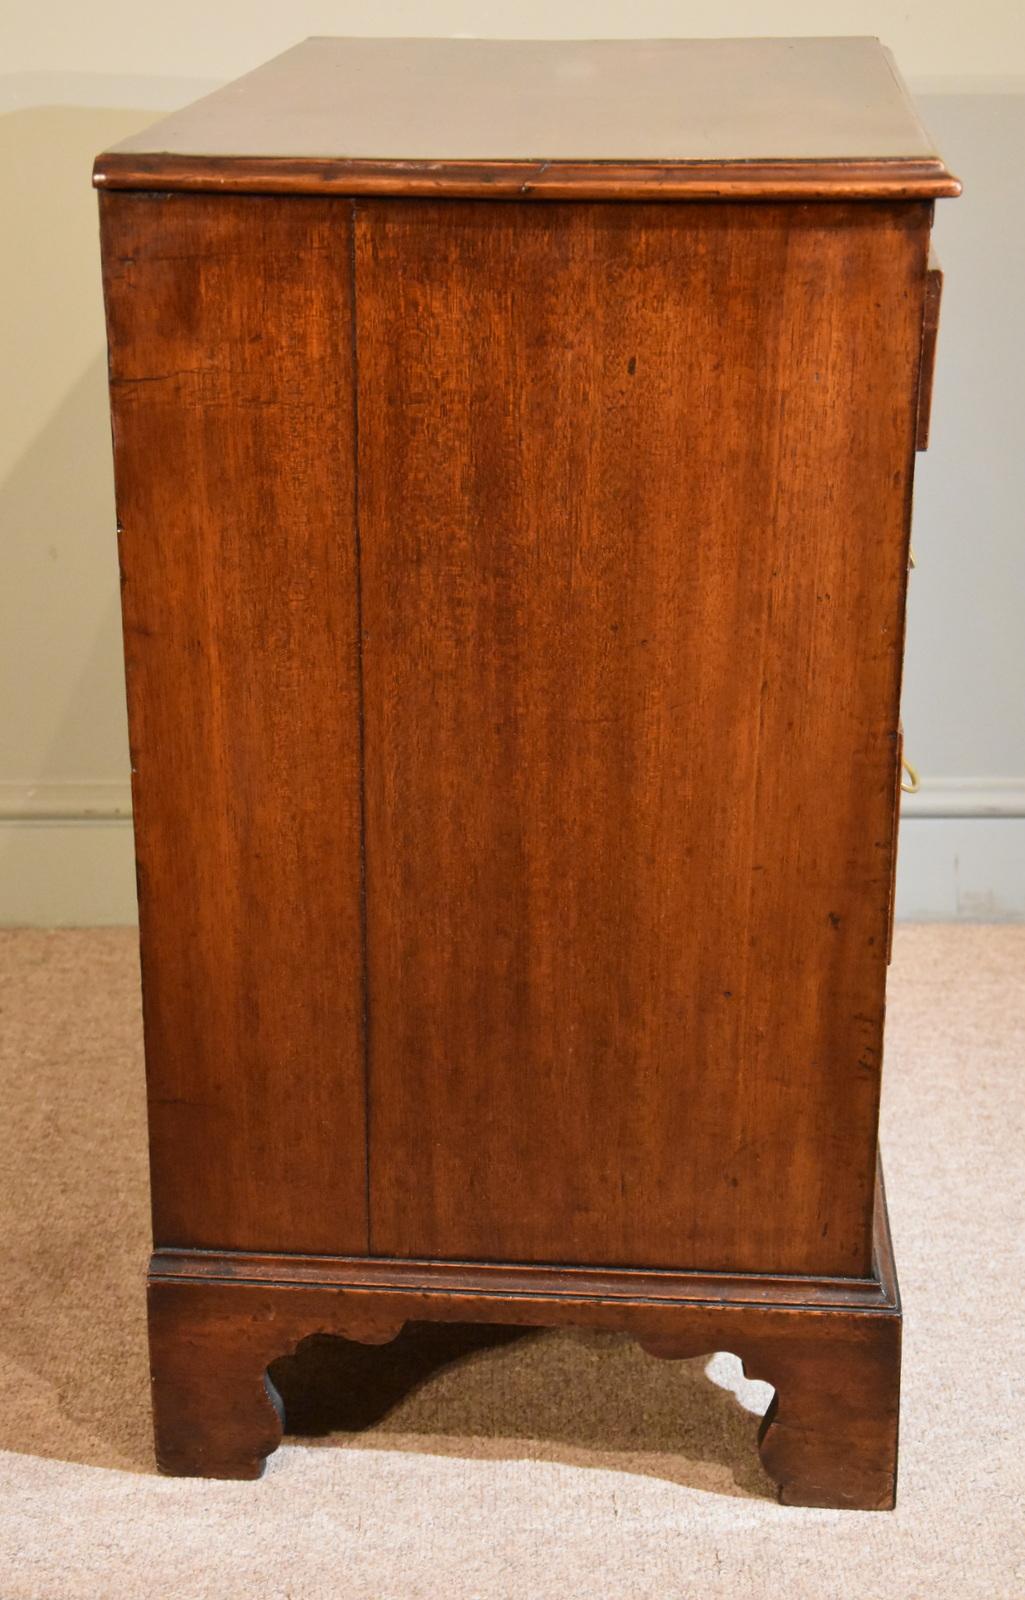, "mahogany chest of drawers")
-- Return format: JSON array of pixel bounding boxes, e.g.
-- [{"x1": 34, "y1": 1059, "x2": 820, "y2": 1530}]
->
[{"x1": 96, "y1": 36, "x2": 958, "y2": 1506}]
